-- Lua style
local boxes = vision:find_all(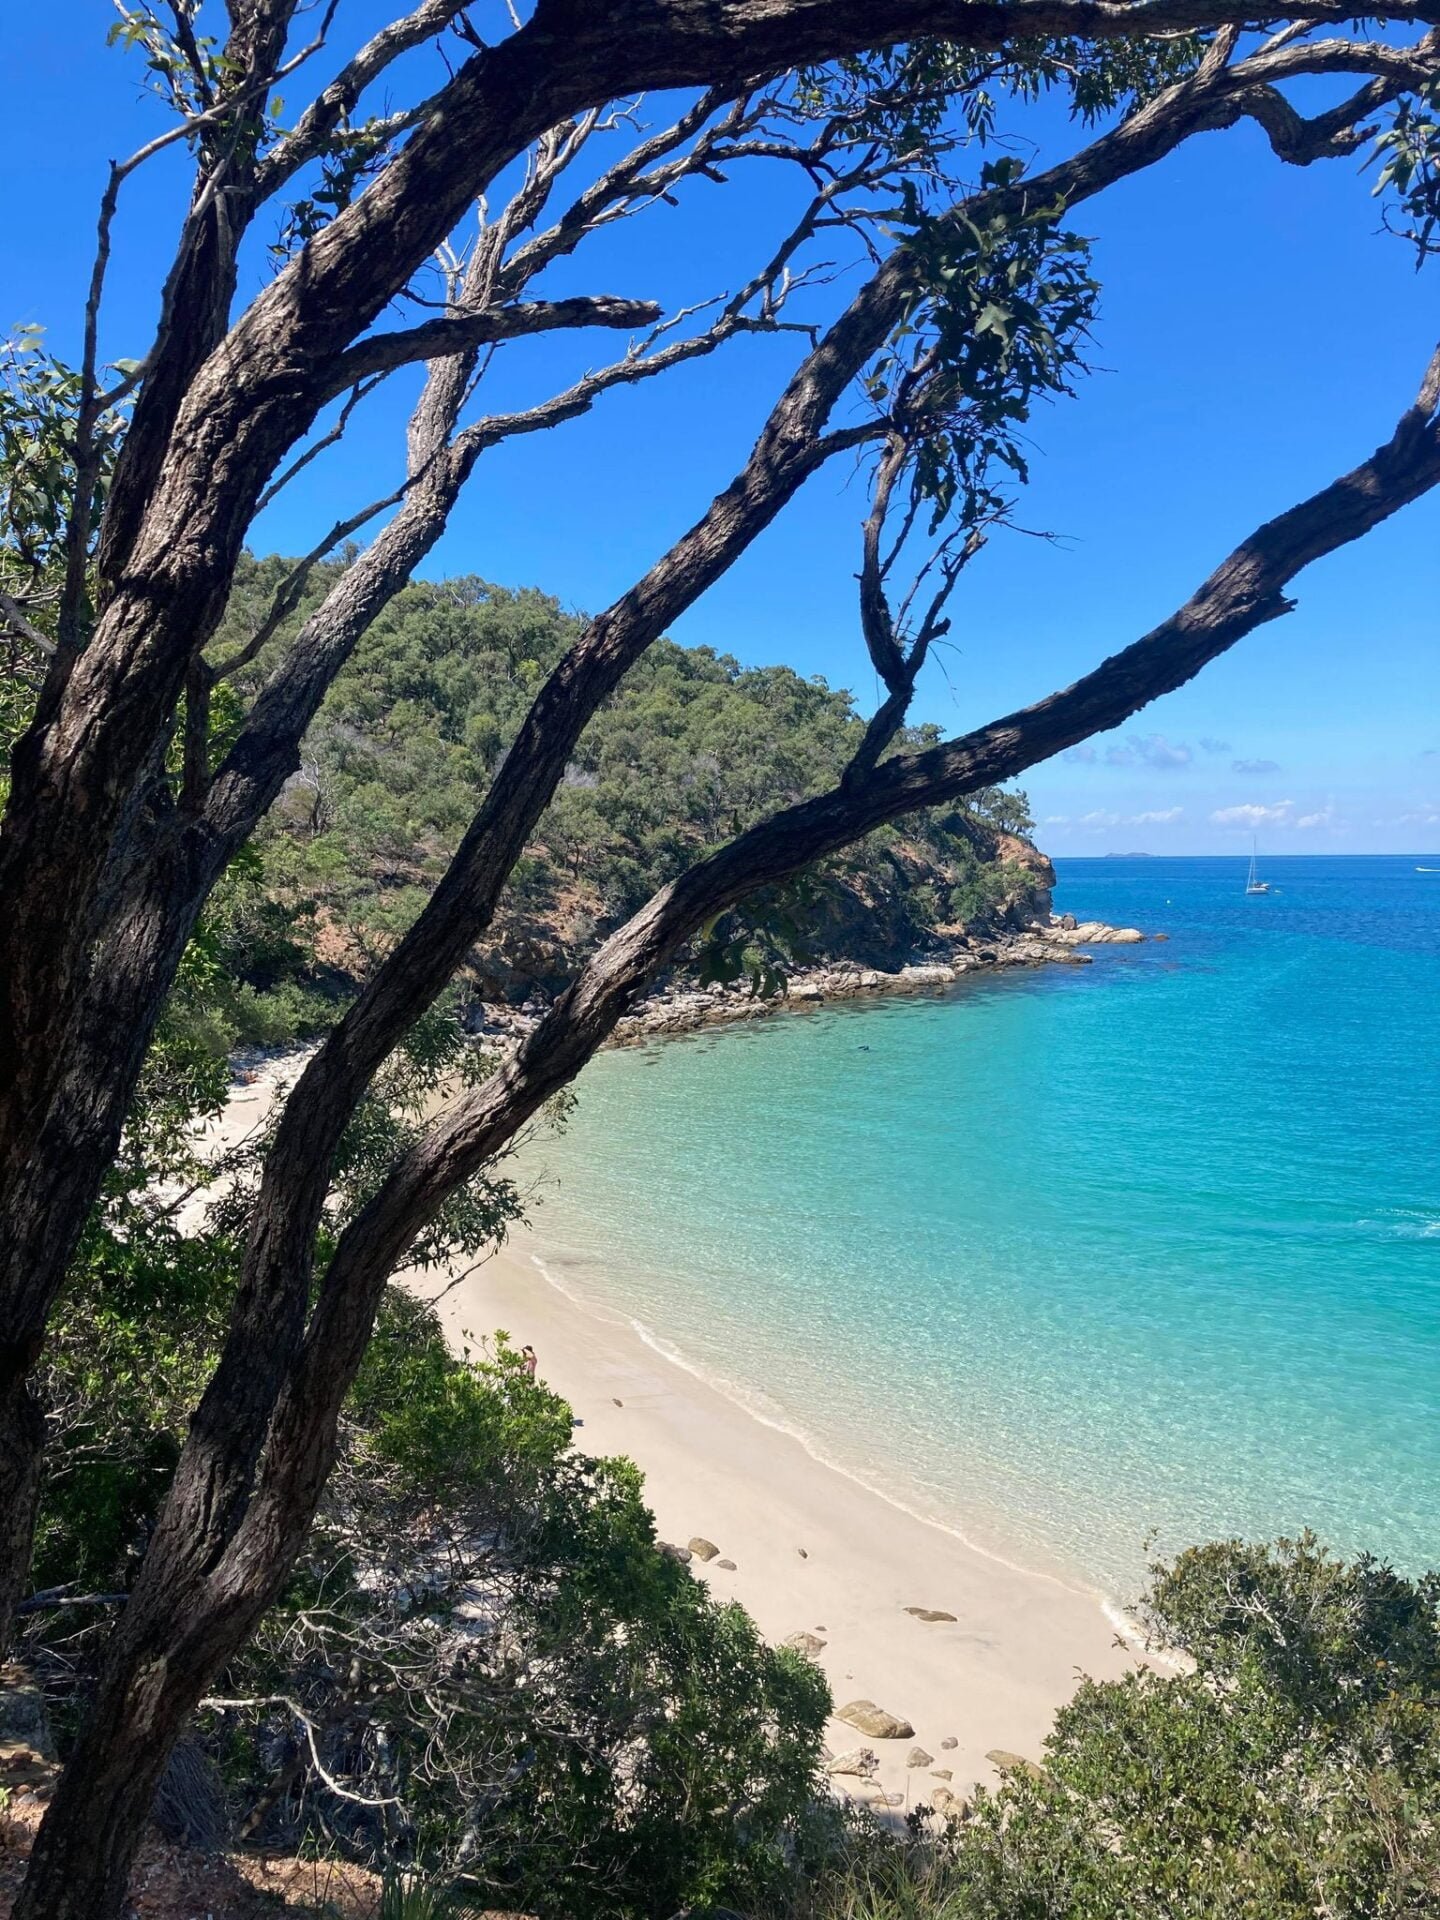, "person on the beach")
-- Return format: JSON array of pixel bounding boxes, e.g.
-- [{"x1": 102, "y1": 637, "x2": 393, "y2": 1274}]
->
[{"x1": 521, "y1": 1344, "x2": 537, "y2": 1379}]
